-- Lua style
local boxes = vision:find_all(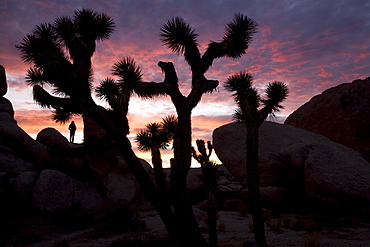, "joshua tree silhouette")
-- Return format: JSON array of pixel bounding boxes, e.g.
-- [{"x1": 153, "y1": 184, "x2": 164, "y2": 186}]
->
[
  {"x1": 115, "y1": 14, "x2": 258, "y2": 245},
  {"x1": 16, "y1": 9, "x2": 259, "y2": 246},
  {"x1": 135, "y1": 116, "x2": 177, "y2": 194},
  {"x1": 225, "y1": 72, "x2": 289, "y2": 247},
  {"x1": 16, "y1": 9, "x2": 180, "y2": 243},
  {"x1": 192, "y1": 139, "x2": 220, "y2": 247},
  {"x1": 95, "y1": 57, "x2": 144, "y2": 135}
]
